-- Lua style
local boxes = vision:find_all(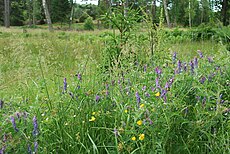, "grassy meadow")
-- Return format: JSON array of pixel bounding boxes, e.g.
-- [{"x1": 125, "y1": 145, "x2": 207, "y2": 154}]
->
[{"x1": 0, "y1": 25, "x2": 229, "y2": 154}]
